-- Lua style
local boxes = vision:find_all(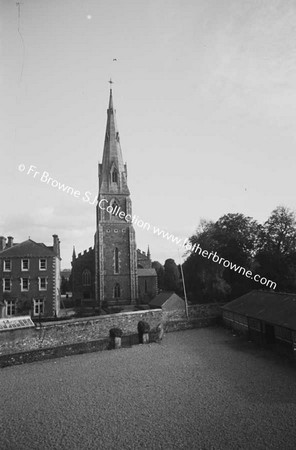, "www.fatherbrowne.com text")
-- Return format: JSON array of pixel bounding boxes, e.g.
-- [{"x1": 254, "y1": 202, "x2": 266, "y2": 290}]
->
[{"x1": 19, "y1": 163, "x2": 276, "y2": 290}]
